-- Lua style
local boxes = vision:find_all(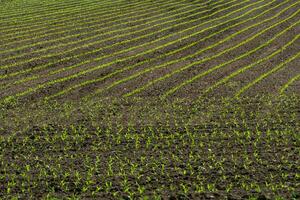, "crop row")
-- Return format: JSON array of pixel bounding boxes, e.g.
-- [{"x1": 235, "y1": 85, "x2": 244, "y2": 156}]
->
[
  {"x1": 0, "y1": 0, "x2": 247, "y2": 85},
  {"x1": 159, "y1": 19, "x2": 300, "y2": 98},
  {"x1": 0, "y1": 0, "x2": 61, "y2": 15},
  {"x1": 61, "y1": 0, "x2": 290, "y2": 99},
  {"x1": 0, "y1": 0, "x2": 128, "y2": 27},
  {"x1": 0, "y1": 1, "x2": 262, "y2": 101},
  {"x1": 121, "y1": 2, "x2": 299, "y2": 98},
  {"x1": 234, "y1": 50, "x2": 300, "y2": 97},
  {"x1": 0, "y1": 0, "x2": 114, "y2": 18},
  {"x1": 1, "y1": 0, "x2": 299, "y2": 102},
  {"x1": 0, "y1": 0, "x2": 225, "y2": 72},
  {"x1": 203, "y1": 33, "x2": 300, "y2": 98},
  {"x1": 85, "y1": 0, "x2": 295, "y2": 97},
  {"x1": 0, "y1": 0, "x2": 210, "y2": 61},
  {"x1": 0, "y1": 0, "x2": 180, "y2": 43}
]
